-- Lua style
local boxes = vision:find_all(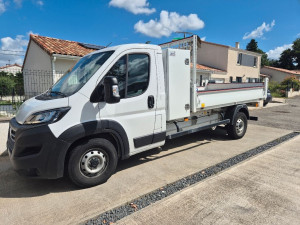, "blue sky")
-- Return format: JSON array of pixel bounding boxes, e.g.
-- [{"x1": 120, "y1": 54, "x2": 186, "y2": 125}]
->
[{"x1": 0, "y1": 0, "x2": 299, "y2": 66}]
